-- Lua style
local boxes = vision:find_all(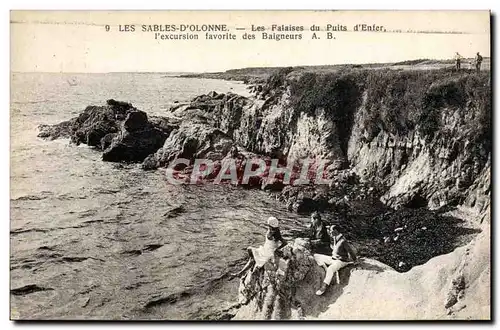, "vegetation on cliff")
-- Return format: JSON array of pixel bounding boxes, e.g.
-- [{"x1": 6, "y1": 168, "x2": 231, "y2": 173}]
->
[{"x1": 38, "y1": 62, "x2": 491, "y2": 320}]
